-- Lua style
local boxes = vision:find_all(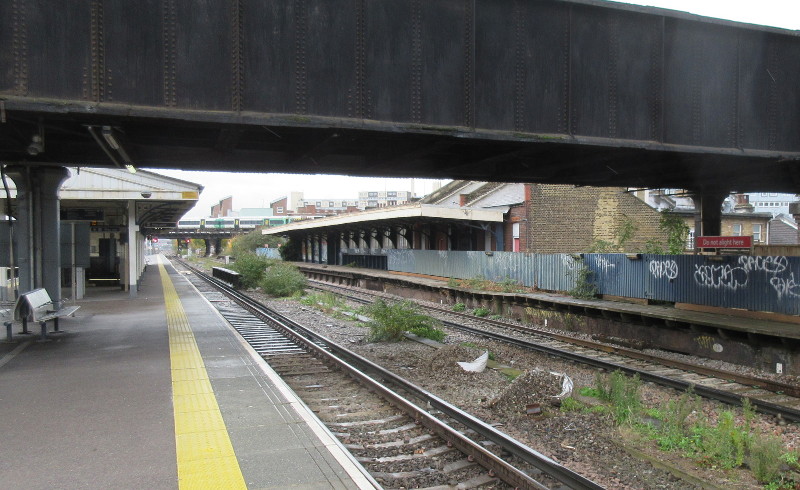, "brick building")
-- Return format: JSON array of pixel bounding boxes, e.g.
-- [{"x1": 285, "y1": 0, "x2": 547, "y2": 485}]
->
[
  {"x1": 210, "y1": 196, "x2": 233, "y2": 218},
  {"x1": 422, "y1": 181, "x2": 667, "y2": 254},
  {"x1": 525, "y1": 184, "x2": 667, "y2": 254}
]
